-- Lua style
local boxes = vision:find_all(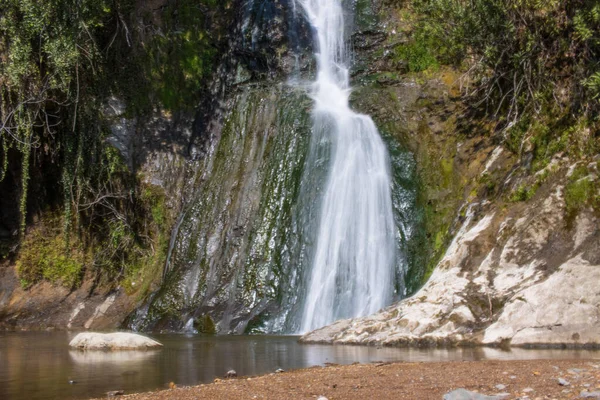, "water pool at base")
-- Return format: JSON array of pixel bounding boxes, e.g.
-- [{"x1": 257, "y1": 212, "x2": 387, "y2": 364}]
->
[{"x1": 0, "y1": 331, "x2": 598, "y2": 400}]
